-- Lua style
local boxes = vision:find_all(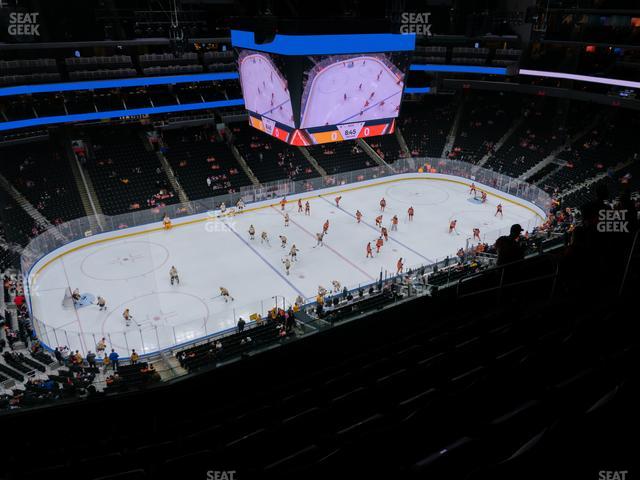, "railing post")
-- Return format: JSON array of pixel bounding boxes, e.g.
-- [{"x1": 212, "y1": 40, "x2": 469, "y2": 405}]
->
[
  {"x1": 139, "y1": 328, "x2": 146, "y2": 354},
  {"x1": 155, "y1": 325, "x2": 161, "y2": 351},
  {"x1": 618, "y1": 229, "x2": 639, "y2": 297}
]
